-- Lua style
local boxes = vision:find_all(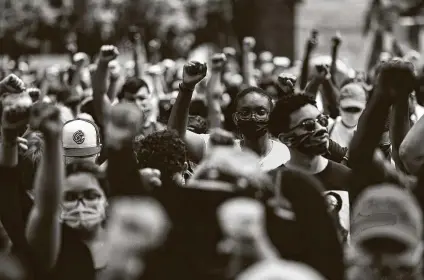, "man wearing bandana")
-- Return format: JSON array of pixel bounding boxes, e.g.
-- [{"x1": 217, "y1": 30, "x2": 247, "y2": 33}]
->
[{"x1": 268, "y1": 93, "x2": 351, "y2": 192}]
